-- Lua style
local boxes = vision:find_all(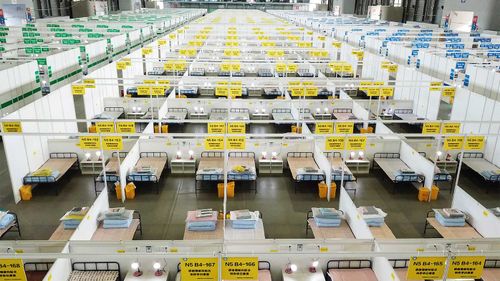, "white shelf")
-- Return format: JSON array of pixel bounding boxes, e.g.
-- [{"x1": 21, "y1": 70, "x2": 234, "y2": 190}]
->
[
  {"x1": 345, "y1": 159, "x2": 370, "y2": 174},
  {"x1": 258, "y1": 159, "x2": 283, "y2": 174},
  {"x1": 80, "y1": 159, "x2": 107, "y2": 175},
  {"x1": 171, "y1": 159, "x2": 196, "y2": 174}
]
